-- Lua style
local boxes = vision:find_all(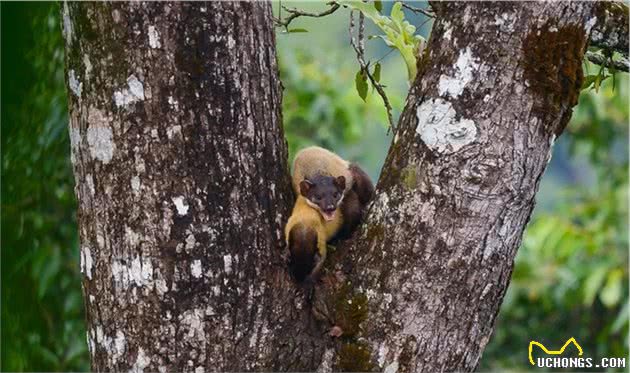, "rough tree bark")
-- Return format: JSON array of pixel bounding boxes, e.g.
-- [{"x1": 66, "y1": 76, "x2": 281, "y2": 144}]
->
[
  {"x1": 62, "y1": 1, "x2": 626, "y2": 372},
  {"x1": 324, "y1": 2, "x2": 603, "y2": 372},
  {"x1": 62, "y1": 2, "x2": 324, "y2": 372}
]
